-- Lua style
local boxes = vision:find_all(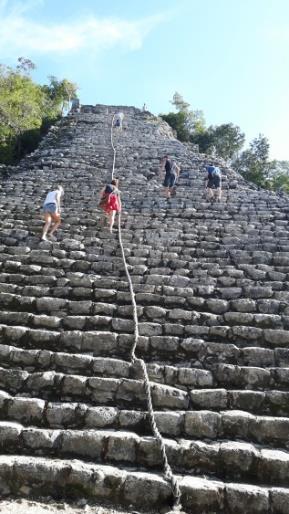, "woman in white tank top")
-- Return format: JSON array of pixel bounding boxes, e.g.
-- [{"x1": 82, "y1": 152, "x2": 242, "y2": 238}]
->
[
  {"x1": 41, "y1": 185, "x2": 64, "y2": 241},
  {"x1": 44, "y1": 190, "x2": 58, "y2": 205}
]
